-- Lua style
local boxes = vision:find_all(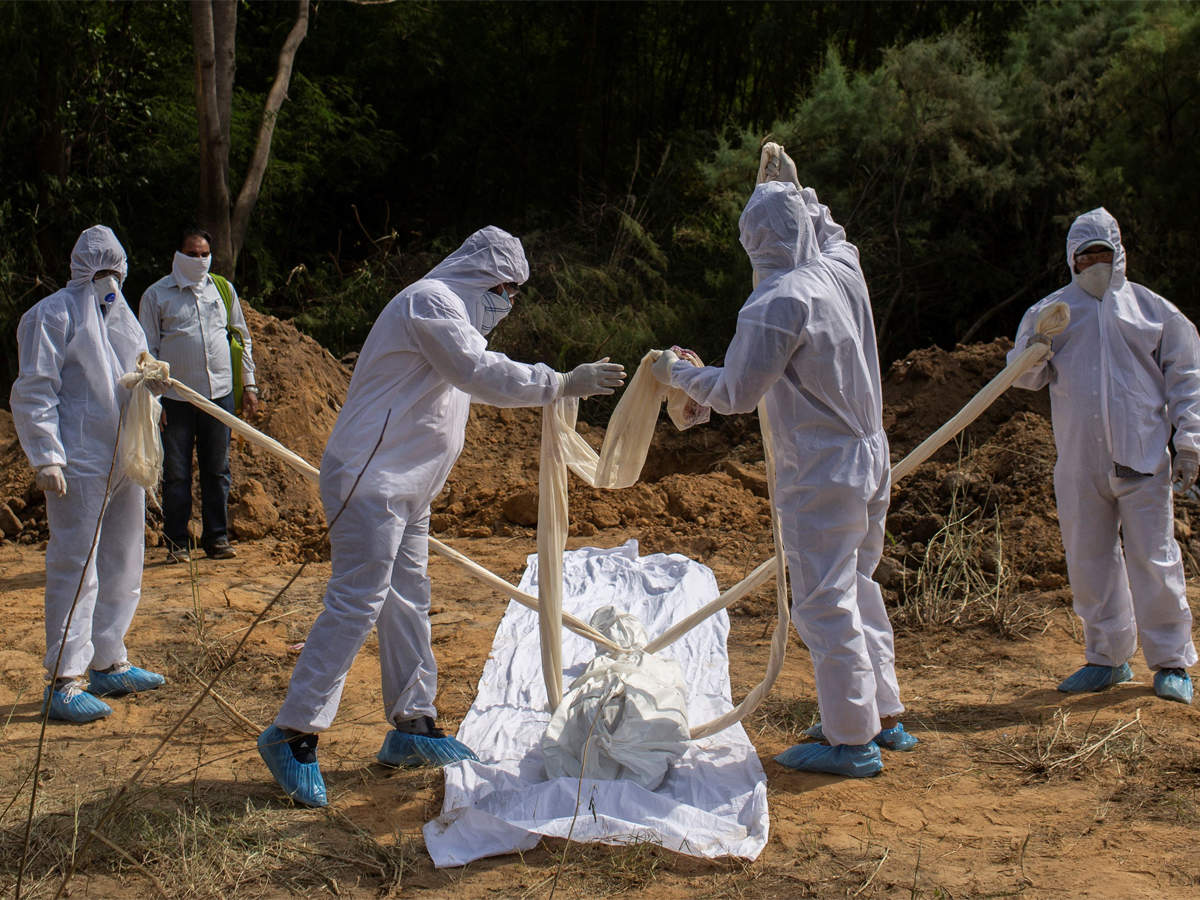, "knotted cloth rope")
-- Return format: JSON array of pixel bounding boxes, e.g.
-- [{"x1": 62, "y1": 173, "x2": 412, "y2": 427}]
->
[
  {"x1": 116, "y1": 351, "x2": 169, "y2": 502},
  {"x1": 120, "y1": 187, "x2": 1068, "y2": 740}
]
